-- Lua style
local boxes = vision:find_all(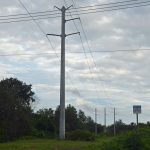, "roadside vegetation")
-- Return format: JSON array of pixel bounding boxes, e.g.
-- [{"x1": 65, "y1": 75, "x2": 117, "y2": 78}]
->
[
  {"x1": 0, "y1": 127, "x2": 149, "y2": 150},
  {"x1": 0, "y1": 78, "x2": 149, "y2": 150}
]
